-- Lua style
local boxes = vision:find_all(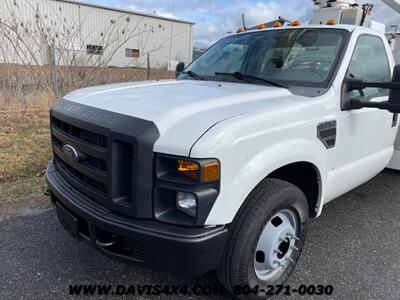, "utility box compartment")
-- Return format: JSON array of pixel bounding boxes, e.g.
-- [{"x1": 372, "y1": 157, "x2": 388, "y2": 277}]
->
[
  {"x1": 341, "y1": 7, "x2": 363, "y2": 25},
  {"x1": 311, "y1": 7, "x2": 342, "y2": 24}
]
